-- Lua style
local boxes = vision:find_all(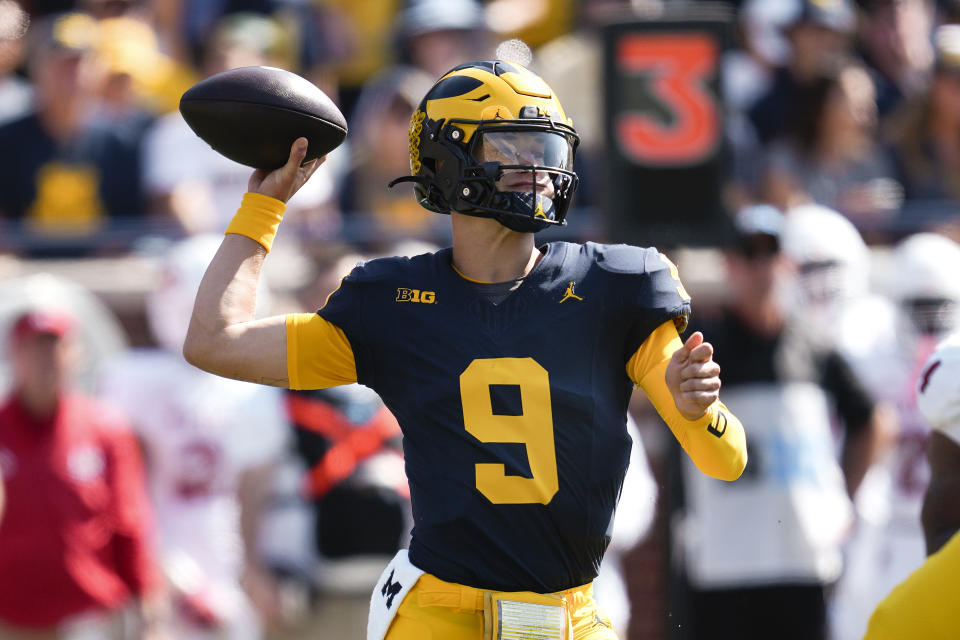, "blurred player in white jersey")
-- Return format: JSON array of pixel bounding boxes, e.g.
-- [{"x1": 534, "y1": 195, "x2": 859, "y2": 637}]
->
[
  {"x1": 779, "y1": 204, "x2": 901, "y2": 394},
  {"x1": 781, "y1": 217, "x2": 960, "y2": 638},
  {"x1": 839, "y1": 232, "x2": 960, "y2": 638},
  {"x1": 915, "y1": 333, "x2": 960, "y2": 555},
  {"x1": 863, "y1": 331, "x2": 960, "y2": 638},
  {"x1": 99, "y1": 235, "x2": 290, "y2": 639}
]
